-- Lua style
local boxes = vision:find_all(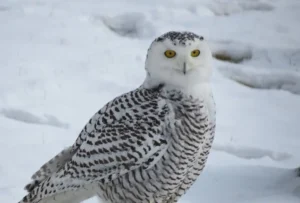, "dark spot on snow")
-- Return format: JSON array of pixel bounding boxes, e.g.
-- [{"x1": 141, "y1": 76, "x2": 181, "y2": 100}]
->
[
  {"x1": 208, "y1": 2, "x2": 274, "y2": 16},
  {"x1": 212, "y1": 42, "x2": 252, "y2": 64},
  {"x1": 0, "y1": 108, "x2": 69, "y2": 129},
  {"x1": 0, "y1": 6, "x2": 11, "y2": 12},
  {"x1": 213, "y1": 52, "x2": 251, "y2": 63},
  {"x1": 296, "y1": 167, "x2": 300, "y2": 177}
]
